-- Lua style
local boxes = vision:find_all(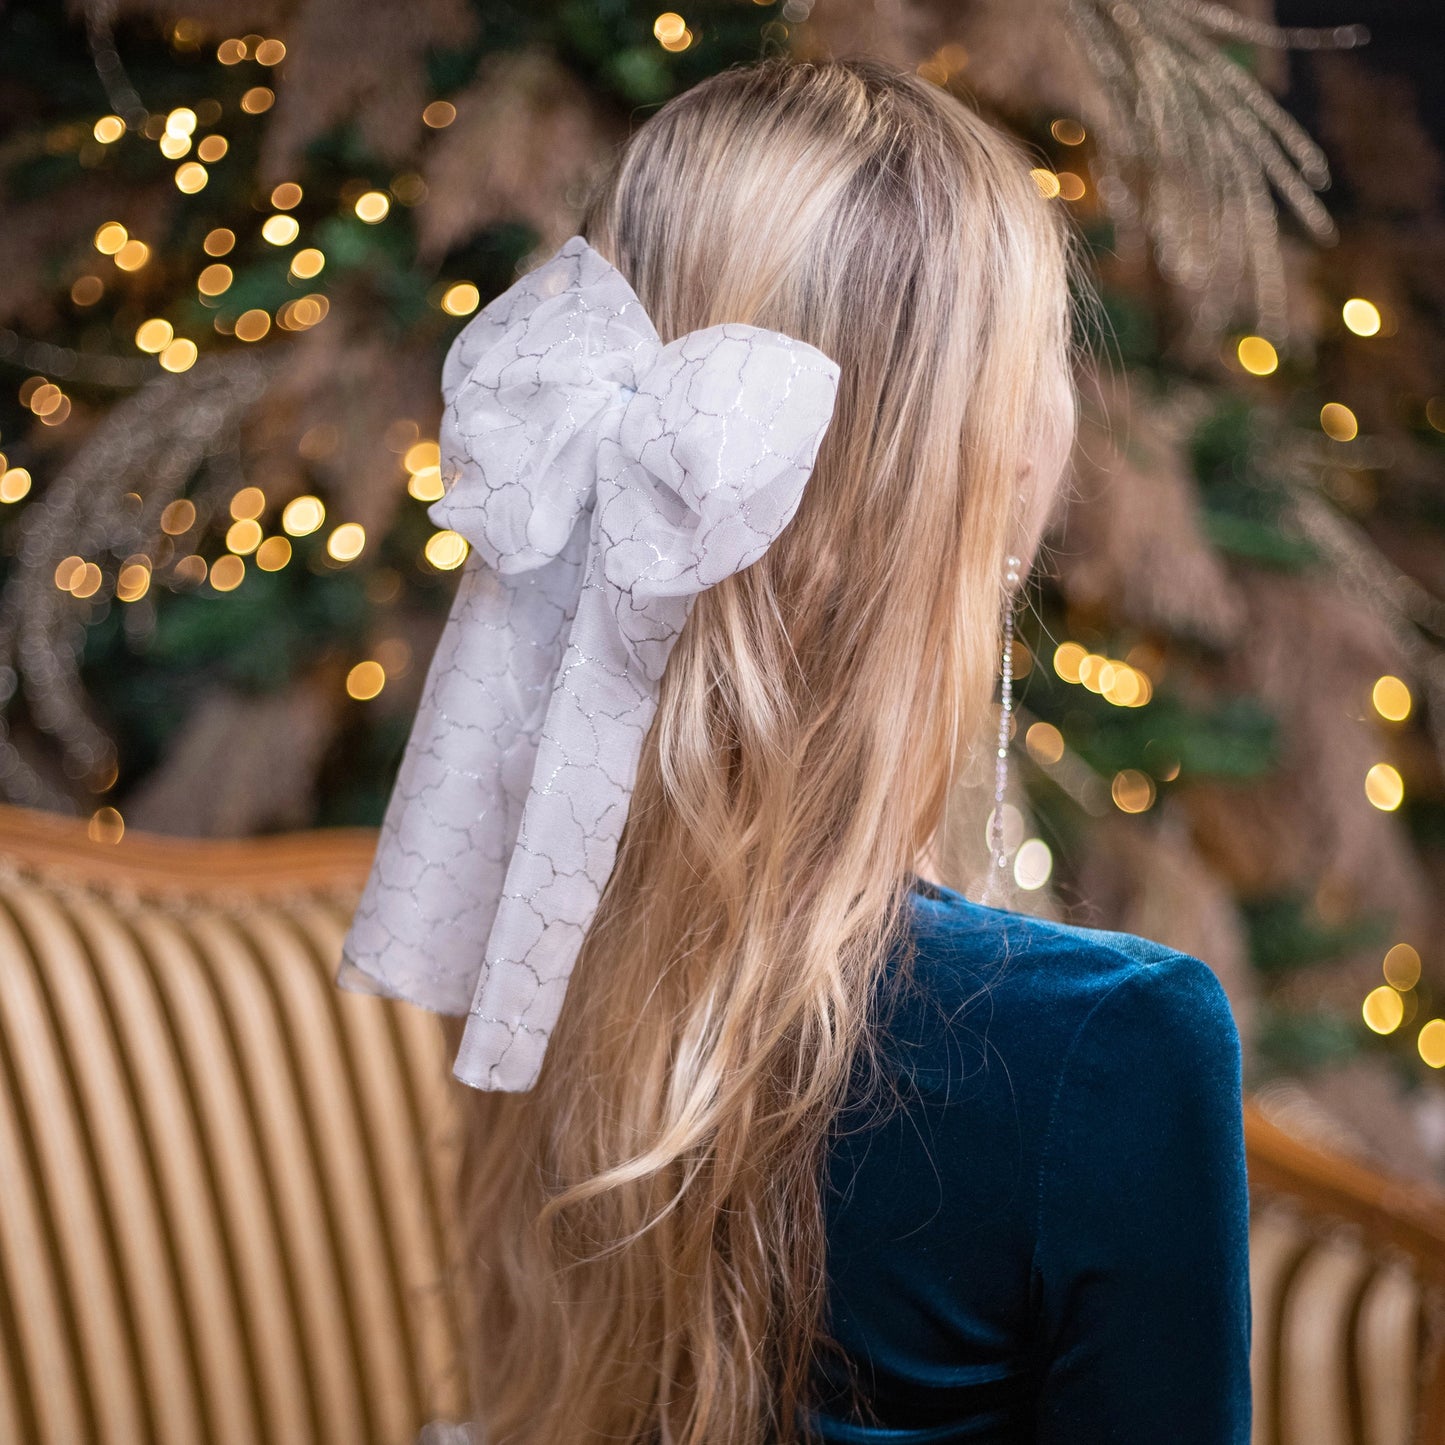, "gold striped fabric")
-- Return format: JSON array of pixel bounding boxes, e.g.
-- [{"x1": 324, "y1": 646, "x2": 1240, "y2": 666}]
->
[
  {"x1": 0, "y1": 839, "x2": 471, "y2": 1445},
  {"x1": 2, "y1": 805, "x2": 1445, "y2": 1444}
]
